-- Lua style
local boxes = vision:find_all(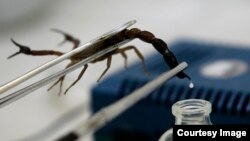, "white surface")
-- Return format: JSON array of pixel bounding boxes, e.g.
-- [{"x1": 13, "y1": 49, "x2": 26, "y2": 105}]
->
[{"x1": 0, "y1": 0, "x2": 250, "y2": 141}]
